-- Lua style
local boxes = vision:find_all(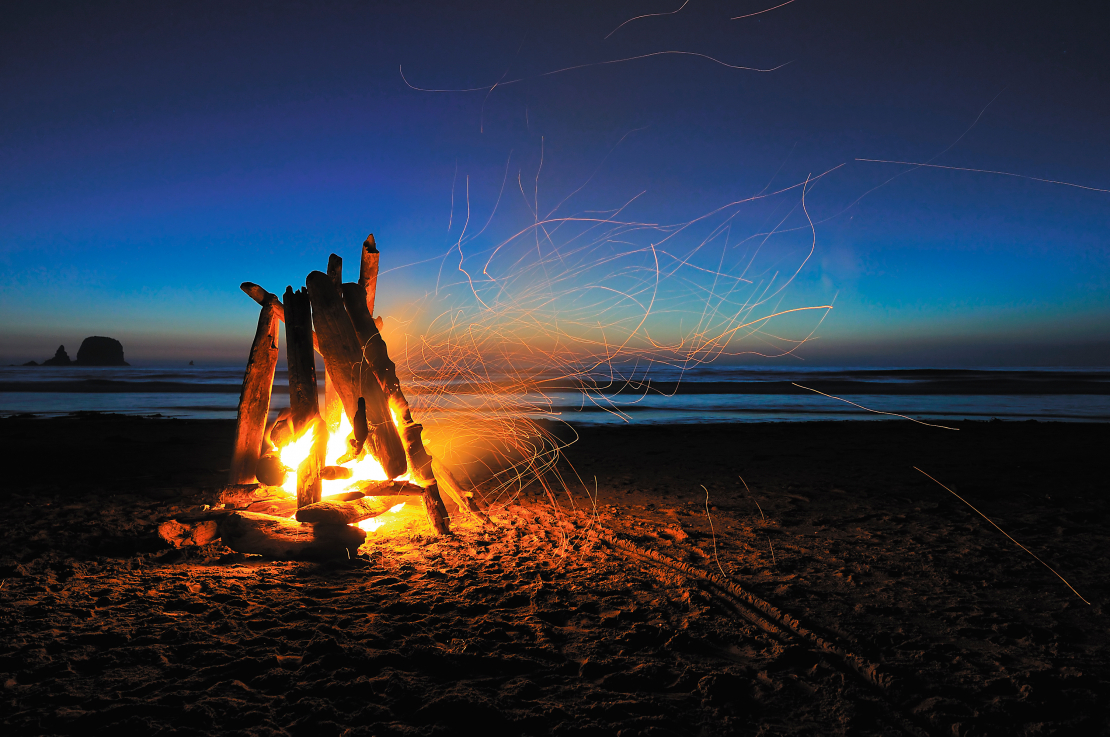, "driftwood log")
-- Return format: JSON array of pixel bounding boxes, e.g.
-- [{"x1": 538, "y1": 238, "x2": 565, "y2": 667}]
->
[
  {"x1": 295, "y1": 495, "x2": 410, "y2": 525},
  {"x1": 305, "y1": 269, "x2": 406, "y2": 478},
  {"x1": 244, "y1": 496, "x2": 297, "y2": 518},
  {"x1": 201, "y1": 484, "x2": 298, "y2": 516},
  {"x1": 345, "y1": 478, "x2": 449, "y2": 534},
  {"x1": 324, "y1": 371, "x2": 342, "y2": 433},
  {"x1": 220, "y1": 511, "x2": 365, "y2": 560},
  {"x1": 158, "y1": 519, "x2": 221, "y2": 548},
  {"x1": 322, "y1": 257, "x2": 344, "y2": 434},
  {"x1": 360, "y1": 234, "x2": 380, "y2": 316},
  {"x1": 296, "y1": 416, "x2": 328, "y2": 509},
  {"x1": 228, "y1": 298, "x2": 280, "y2": 484},
  {"x1": 432, "y1": 458, "x2": 490, "y2": 521},
  {"x1": 283, "y1": 286, "x2": 320, "y2": 434},
  {"x1": 242, "y1": 282, "x2": 321, "y2": 354}
]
